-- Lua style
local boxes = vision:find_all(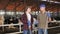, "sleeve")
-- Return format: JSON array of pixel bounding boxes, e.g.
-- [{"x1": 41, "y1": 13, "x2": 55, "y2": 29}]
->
[
  {"x1": 46, "y1": 12, "x2": 51, "y2": 22},
  {"x1": 31, "y1": 15, "x2": 34, "y2": 24},
  {"x1": 37, "y1": 15, "x2": 40, "y2": 23},
  {"x1": 20, "y1": 15, "x2": 26, "y2": 24},
  {"x1": 46, "y1": 12, "x2": 51, "y2": 18}
]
